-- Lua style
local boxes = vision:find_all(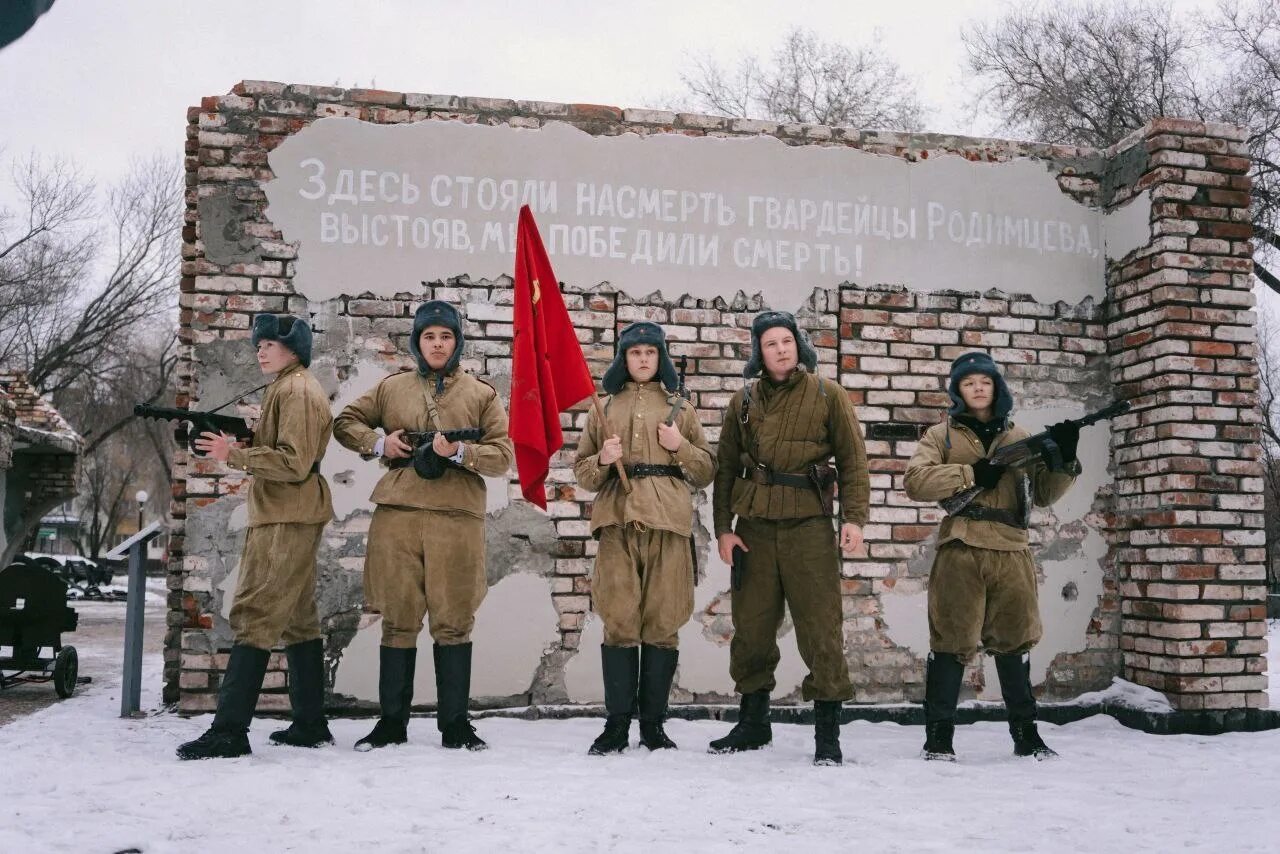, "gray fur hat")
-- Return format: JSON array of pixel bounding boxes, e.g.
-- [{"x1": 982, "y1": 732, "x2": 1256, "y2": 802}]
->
[
  {"x1": 251, "y1": 314, "x2": 312, "y2": 368},
  {"x1": 410, "y1": 300, "x2": 464, "y2": 388},
  {"x1": 947, "y1": 351, "x2": 1013, "y2": 418},
  {"x1": 743, "y1": 310, "x2": 818, "y2": 378},
  {"x1": 602, "y1": 321, "x2": 678, "y2": 394}
]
